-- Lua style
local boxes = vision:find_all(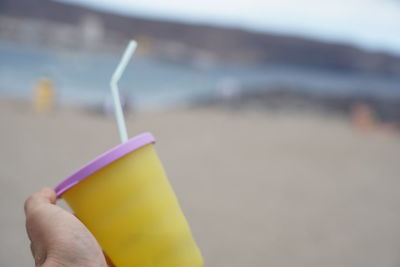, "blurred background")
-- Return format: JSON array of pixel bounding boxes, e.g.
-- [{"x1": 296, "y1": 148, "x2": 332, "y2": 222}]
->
[{"x1": 1, "y1": 0, "x2": 400, "y2": 266}]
